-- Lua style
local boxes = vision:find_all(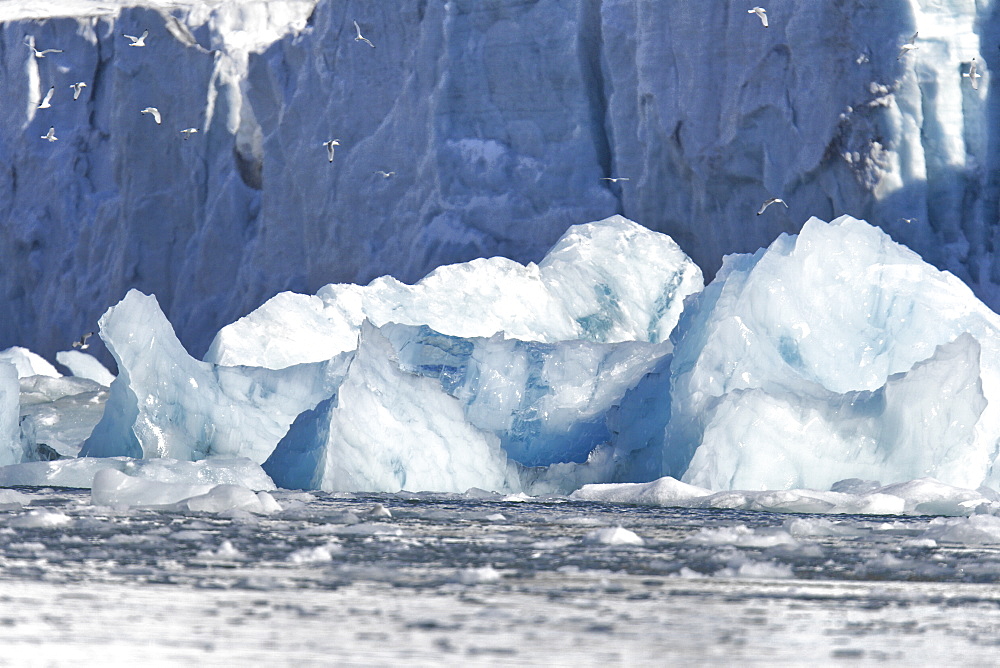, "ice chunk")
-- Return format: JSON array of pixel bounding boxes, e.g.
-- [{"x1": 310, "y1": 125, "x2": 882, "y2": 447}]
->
[
  {"x1": 0, "y1": 456, "x2": 275, "y2": 490},
  {"x1": 91, "y1": 468, "x2": 278, "y2": 513},
  {"x1": 582, "y1": 526, "x2": 645, "y2": 546},
  {"x1": 670, "y1": 216, "x2": 1000, "y2": 490},
  {"x1": 0, "y1": 347, "x2": 60, "y2": 378},
  {"x1": 0, "y1": 489, "x2": 30, "y2": 508},
  {"x1": 454, "y1": 566, "x2": 503, "y2": 584},
  {"x1": 0, "y1": 362, "x2": 19, "y2": 467},
  {"x1": 175, "y1": 485, "x2": 281, "y2": 514},
  {"x1": 877, "y1": 478, "x2": 992, "y2": 516},
  {"x1": 55, "y1": 350, "x2": 115, "y2": 386},
  {"x1": 922, "y1": 515, "x2": 1000, "y2": 545},
  {"x1": 264, "y1": 322, "x2": 522, "y2": 494},
  {"x1": 685, "y1": 332, "x2": 987, "y2": 491},
  {"x1": 79, "y1": 290, "x2": 351, "y2": 463},
  {"x1": 91, "y1": 468, "x2": 215, "y2": 507},
  {"x1": 206, "y1": 216, "x2": 702, "y2": 368},
  {"x1": 8, "y1": 510, "x2": 72, "y2": 528},
  {"x1": 380, "y1": 322, "x2": 672, "y2": 469},
  {"x1": 571, "y1": 477, "x2": 711, "y2": 506},
  {"x1": 18, "y1": 375, "x2": 108, "y2": 460}
]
